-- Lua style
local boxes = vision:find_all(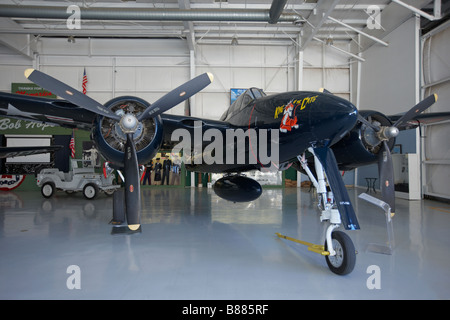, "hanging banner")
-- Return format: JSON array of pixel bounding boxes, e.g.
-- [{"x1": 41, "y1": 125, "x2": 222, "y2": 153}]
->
[{"x1": 11, "y1": 83, "x2": 56, "y2": 98}]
